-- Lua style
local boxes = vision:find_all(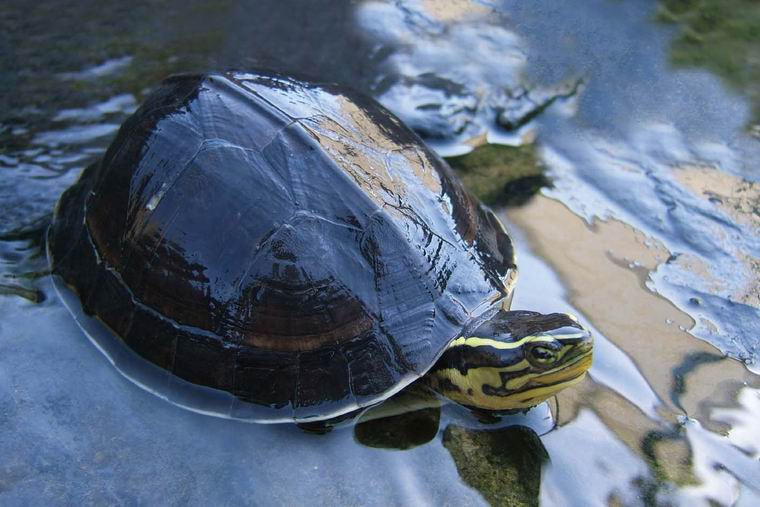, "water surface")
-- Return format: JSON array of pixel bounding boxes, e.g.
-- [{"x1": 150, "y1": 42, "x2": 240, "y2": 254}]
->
[{"x1": 2, "y1": 0, "x2": 759, "y2": 505}]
